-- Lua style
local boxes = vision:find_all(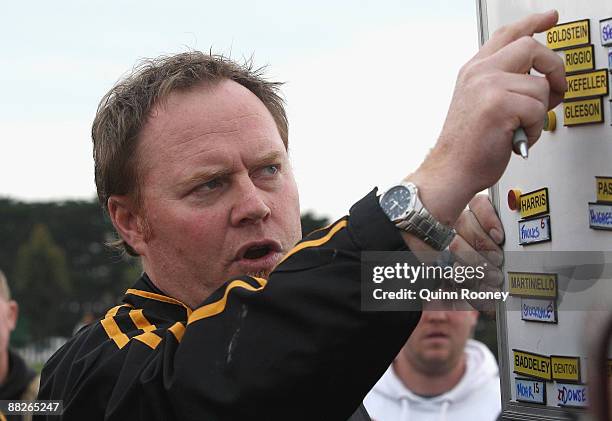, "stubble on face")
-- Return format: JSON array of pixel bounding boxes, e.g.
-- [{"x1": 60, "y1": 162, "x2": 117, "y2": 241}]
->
[{"x1": 131, "y1": 80, "x2": 302, "y2": 308}]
